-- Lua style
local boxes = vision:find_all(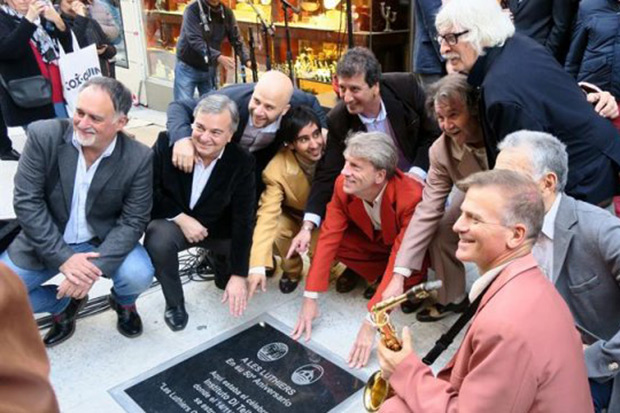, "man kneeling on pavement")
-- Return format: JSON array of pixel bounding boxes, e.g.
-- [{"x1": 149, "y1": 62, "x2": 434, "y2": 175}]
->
[
  {"x1": 0, "y1": 77, "x2": 155, "y2": 346},
  {"x1": 291, "y1": 131, "x2": 426, "y2": 368},
  {"x1": 145, "y1": 94, "x2": 255, "y2": 331}
]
